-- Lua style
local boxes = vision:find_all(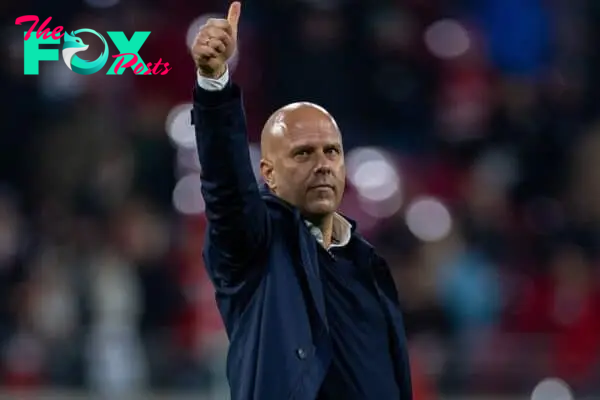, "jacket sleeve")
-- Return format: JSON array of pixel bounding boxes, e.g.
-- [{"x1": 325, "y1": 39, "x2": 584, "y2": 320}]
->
[{"x1": 192, "y1": 80, "x2": 270, "y2": 283}]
